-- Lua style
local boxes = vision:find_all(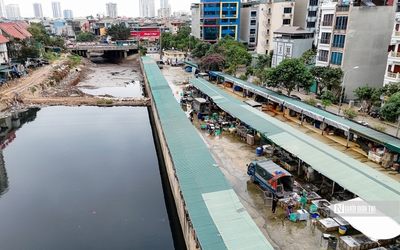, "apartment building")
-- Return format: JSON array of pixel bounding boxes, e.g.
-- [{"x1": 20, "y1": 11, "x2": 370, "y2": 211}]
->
[
  {"x1": 315, "y1": 0, "x2": 396, "y2": 100},
  {"x1": 240, "y1": 1, "x2": 258, "y2": 51},
  {"x1": 191, "y1": 3, "x2": 201, "y2": 39},
  {"x1": 304, "y1": 0, "x2": 320, "y2": 44},
  {"x1": 33, "y1": 3, "x2": 43, "y2": 19},
  {"x1": 256, "y1": 0, "x2": 295, "y2": 55},
  {"x1": 384, "y1": 11, "x2": 400, "y2": 86},
  {"x1": 198, "y1": 0, "x2": 241, "y2": 42},
  {"x1": 271, "y1": 26, "x2": 313, "y2": 67}
]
